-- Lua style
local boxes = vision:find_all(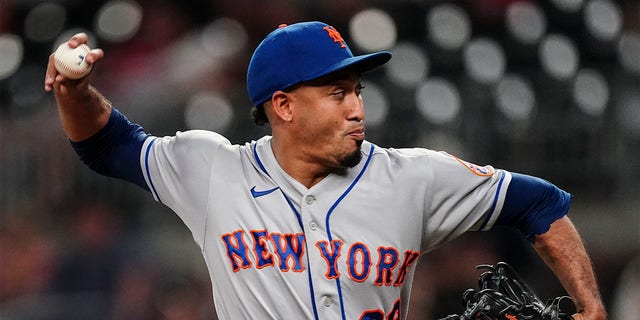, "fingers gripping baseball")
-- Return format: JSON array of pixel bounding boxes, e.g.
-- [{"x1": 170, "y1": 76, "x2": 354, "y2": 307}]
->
[{"x1": 44, "y1": 33, "x2": 104, "y2": 92}]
